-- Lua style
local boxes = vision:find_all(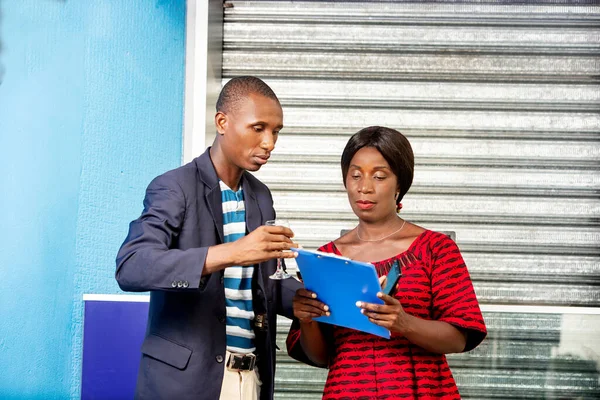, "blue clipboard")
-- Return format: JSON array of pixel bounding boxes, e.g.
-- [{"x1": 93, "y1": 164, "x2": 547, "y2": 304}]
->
[{"x1": 291, "y1": 248, "x2": 390, "y2": 339}]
